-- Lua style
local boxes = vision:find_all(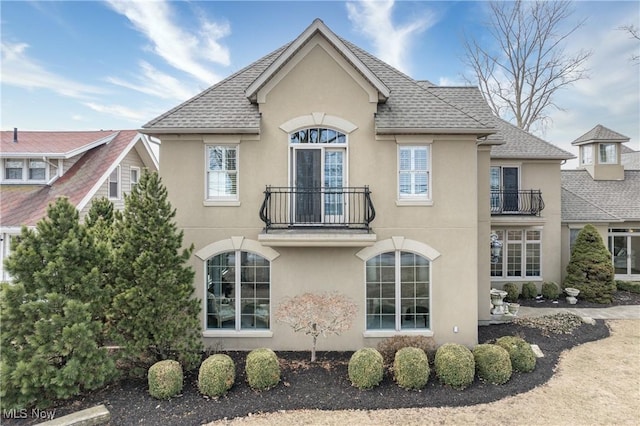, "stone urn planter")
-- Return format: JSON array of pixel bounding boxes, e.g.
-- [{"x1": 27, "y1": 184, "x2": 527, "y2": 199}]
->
[
  {"x1": 565, "y1": 287, "x2": 580, "y2": 305},
  {"x1": 490, "y1": 289, "x2": 508, "y2": 315},
  {"x1": 507, "y1": 302, "x2": 520, "y2": 316}
]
